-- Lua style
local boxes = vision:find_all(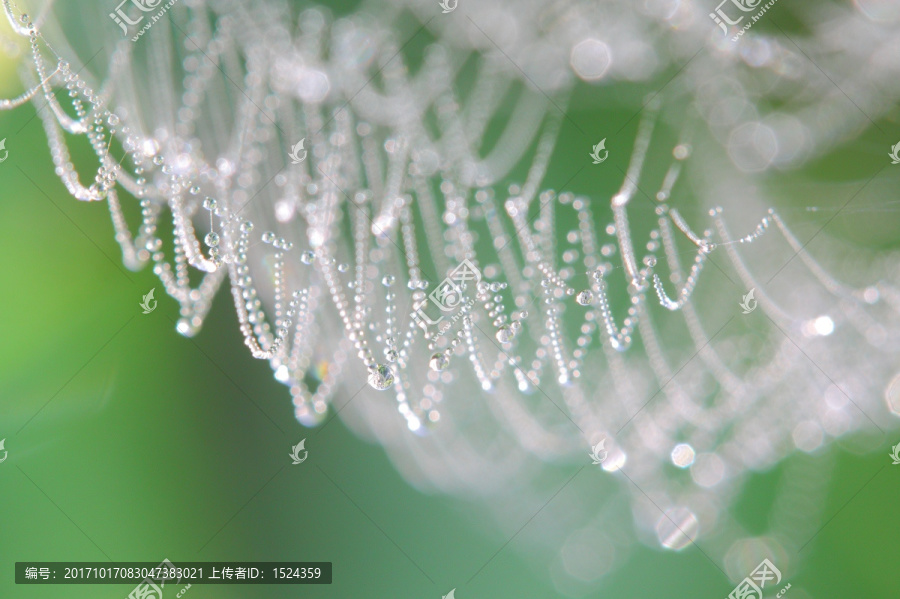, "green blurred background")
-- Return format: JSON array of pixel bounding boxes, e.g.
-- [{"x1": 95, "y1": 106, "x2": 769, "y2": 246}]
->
[{"x1": 1, "y1": 3, "x2": 899, "y2": 598}]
